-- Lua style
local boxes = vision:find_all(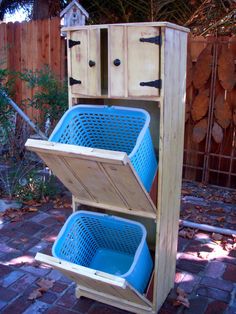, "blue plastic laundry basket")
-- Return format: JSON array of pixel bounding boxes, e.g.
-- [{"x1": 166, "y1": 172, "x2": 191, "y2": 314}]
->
[
  {"x1": 52, "y1": 211, "x2": 153, "y2": 293},
  {"x1": 49, "y1": 105, "x2": 157, "y2": 192}
]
